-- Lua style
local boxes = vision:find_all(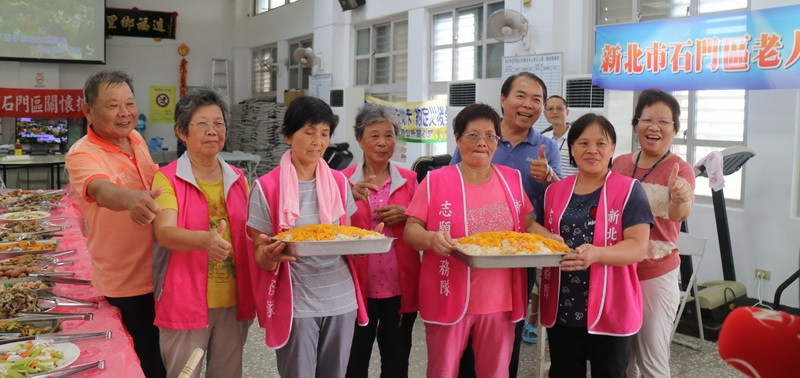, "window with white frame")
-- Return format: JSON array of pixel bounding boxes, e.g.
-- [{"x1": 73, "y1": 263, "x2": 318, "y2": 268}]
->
[
  {"x1": 288, "y1": 39, "x2": 313, "y2": 91},
  {"x1": 430, "y1": 1, "x2": 504, "y2": 86},
  {"x1": 603, "y1": 0, "x2": 750, "y2": 202},
  {"x1": 254, "y1": 0, "x2": 300, "y2": 16},
  {"x1": 253, "y1": 46, "x2": 278, "y2": 96},
  {"x1": 355, "y1": 20, "x2": 408, "y2": 98}
]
